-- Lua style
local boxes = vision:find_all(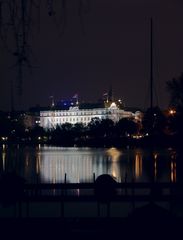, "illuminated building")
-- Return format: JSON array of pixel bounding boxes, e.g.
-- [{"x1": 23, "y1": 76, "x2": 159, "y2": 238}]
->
[{"x1": 40, "y1": 102, "x2": 142, "y2": 130}]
